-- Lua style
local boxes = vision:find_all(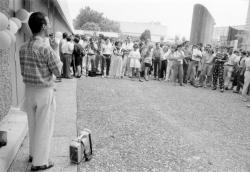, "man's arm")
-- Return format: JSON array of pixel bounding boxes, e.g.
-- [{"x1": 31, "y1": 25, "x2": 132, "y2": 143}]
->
[{"x1": 46, "y1": 47, "x2": 63, "y2": 77}]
